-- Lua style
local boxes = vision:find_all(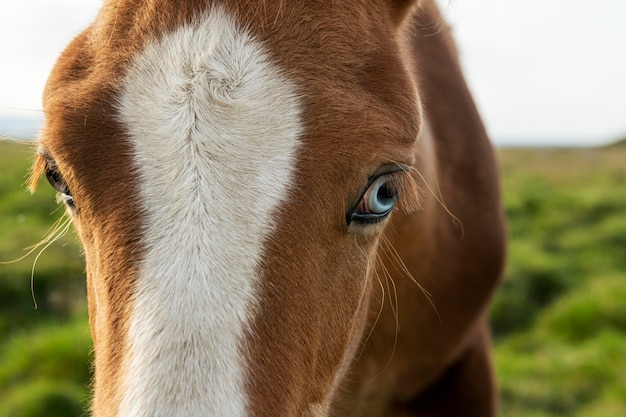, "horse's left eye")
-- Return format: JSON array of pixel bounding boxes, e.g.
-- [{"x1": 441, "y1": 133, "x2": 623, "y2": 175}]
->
[
  {"x1": 349, "y1": 174, "x2": 400, "y2": 225},
  {"x1": 45, "y1": 164, "x2": 74, "y2": 207}
]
